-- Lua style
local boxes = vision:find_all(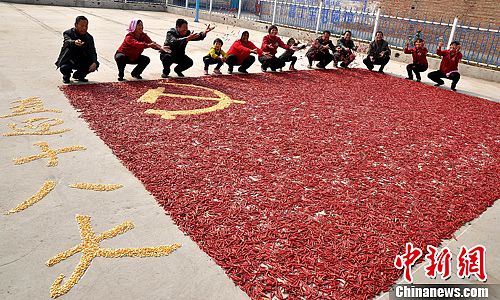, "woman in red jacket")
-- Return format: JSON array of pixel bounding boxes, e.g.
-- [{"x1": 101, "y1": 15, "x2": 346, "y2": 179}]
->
[
  {"x1": 226, "y1": 30, "x2": 261, "y2": 74},
  {"x1": 115, "y1": 19, "x2": 162, "y2": 81},
  {"x1": 403, "y1": 38, "x2": 428, "y2": 82},
  {"x1": 428, "y1": 41, "x2": 462, "y2": 91},
  {"x1": 259, "y1": 25, "x2": 291, "y2": 72}
]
